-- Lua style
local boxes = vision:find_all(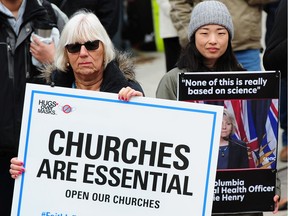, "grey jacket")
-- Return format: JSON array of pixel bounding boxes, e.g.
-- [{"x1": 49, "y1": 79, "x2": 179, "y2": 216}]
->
[{"x1": 156, "y1": 67, "x2": 186, "y2": 100}]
